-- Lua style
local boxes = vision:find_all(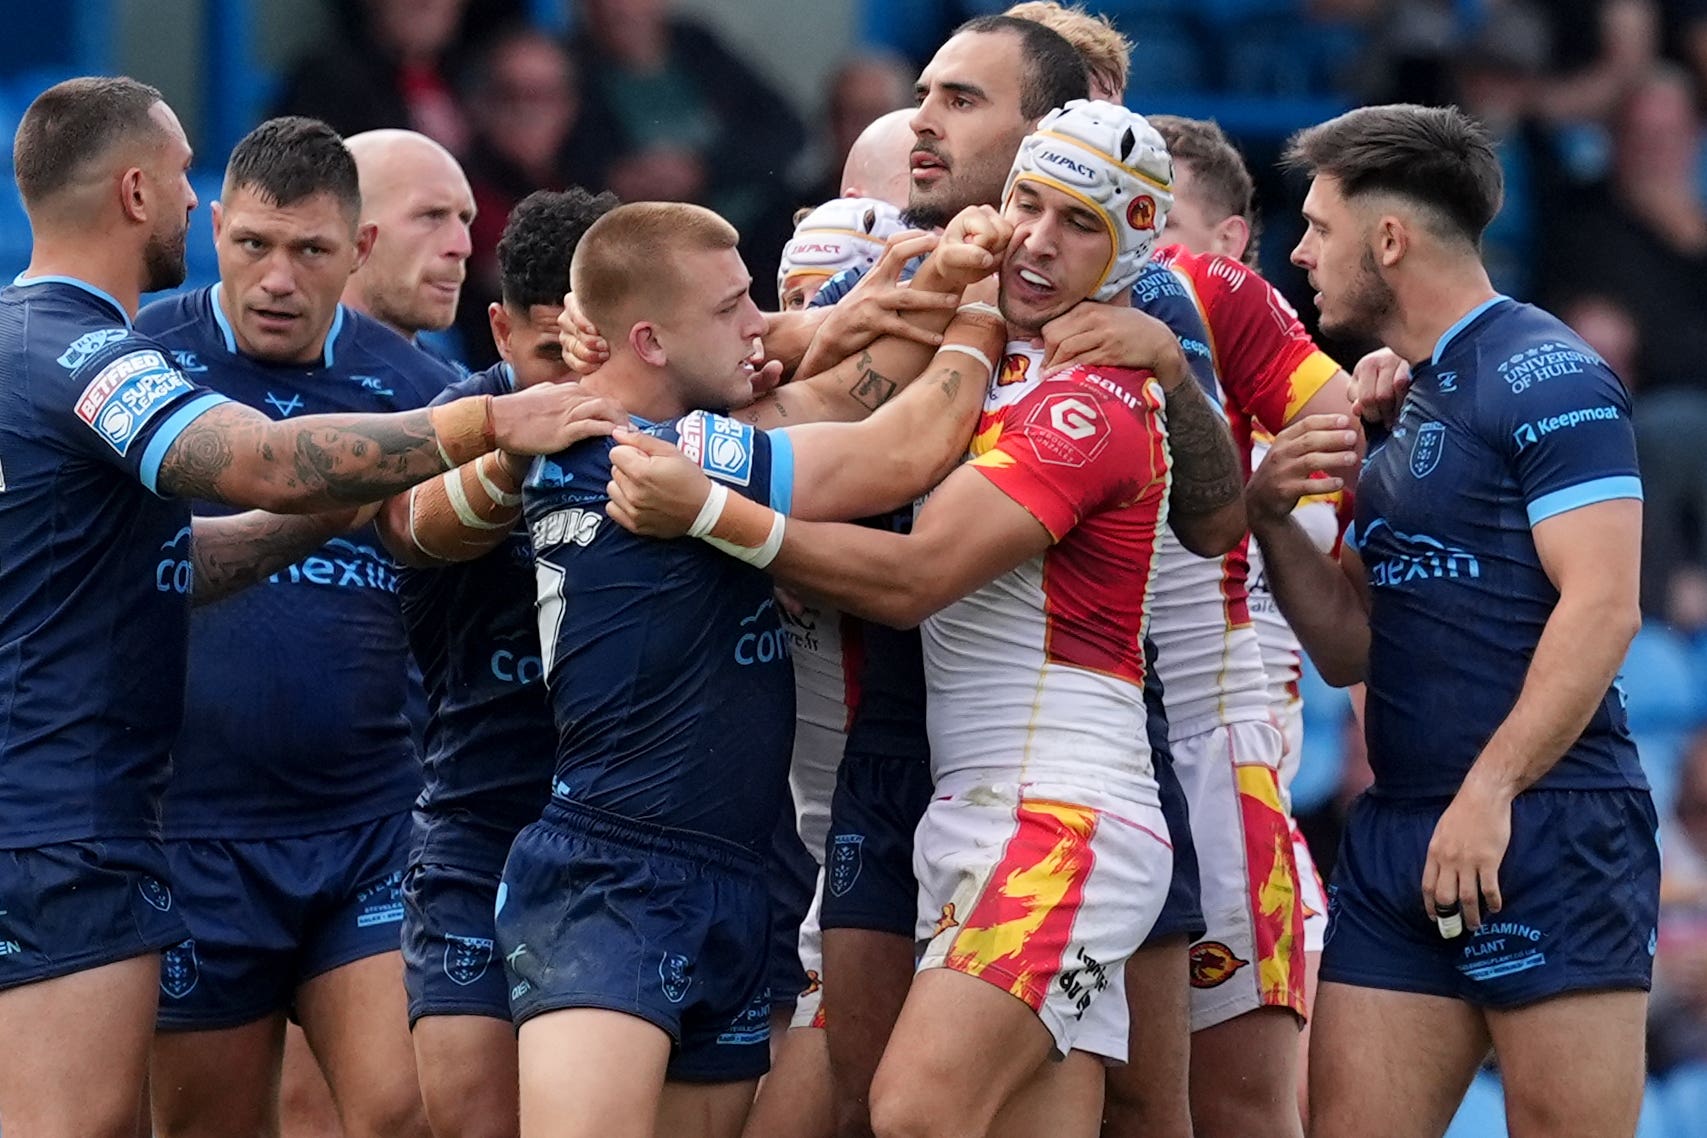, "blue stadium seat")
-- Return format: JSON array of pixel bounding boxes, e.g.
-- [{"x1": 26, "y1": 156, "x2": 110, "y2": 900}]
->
[
  {"x1": 1292, "y1": 656, "x2": 1350, "y2": 815},
  {"x1": 1660, "y1": 1063, "x2": 1707, "y2": 1137},
  {"x1": 1691, "y1": 634, "x2": 1707, "y2": 720},
  {"x1": 1622, "y1": 623, "x2": 1698, "y2": 731},
  {"x1": 1444, "y1": 1070, "x2": 1509, "y2": 1138},
  {"x1": 1635, "y1": 1079, "x2": 1677, "y2": 1138},
  {"x1": 1620, "y1": 624, "x2": 1701, "y2": 812}
]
